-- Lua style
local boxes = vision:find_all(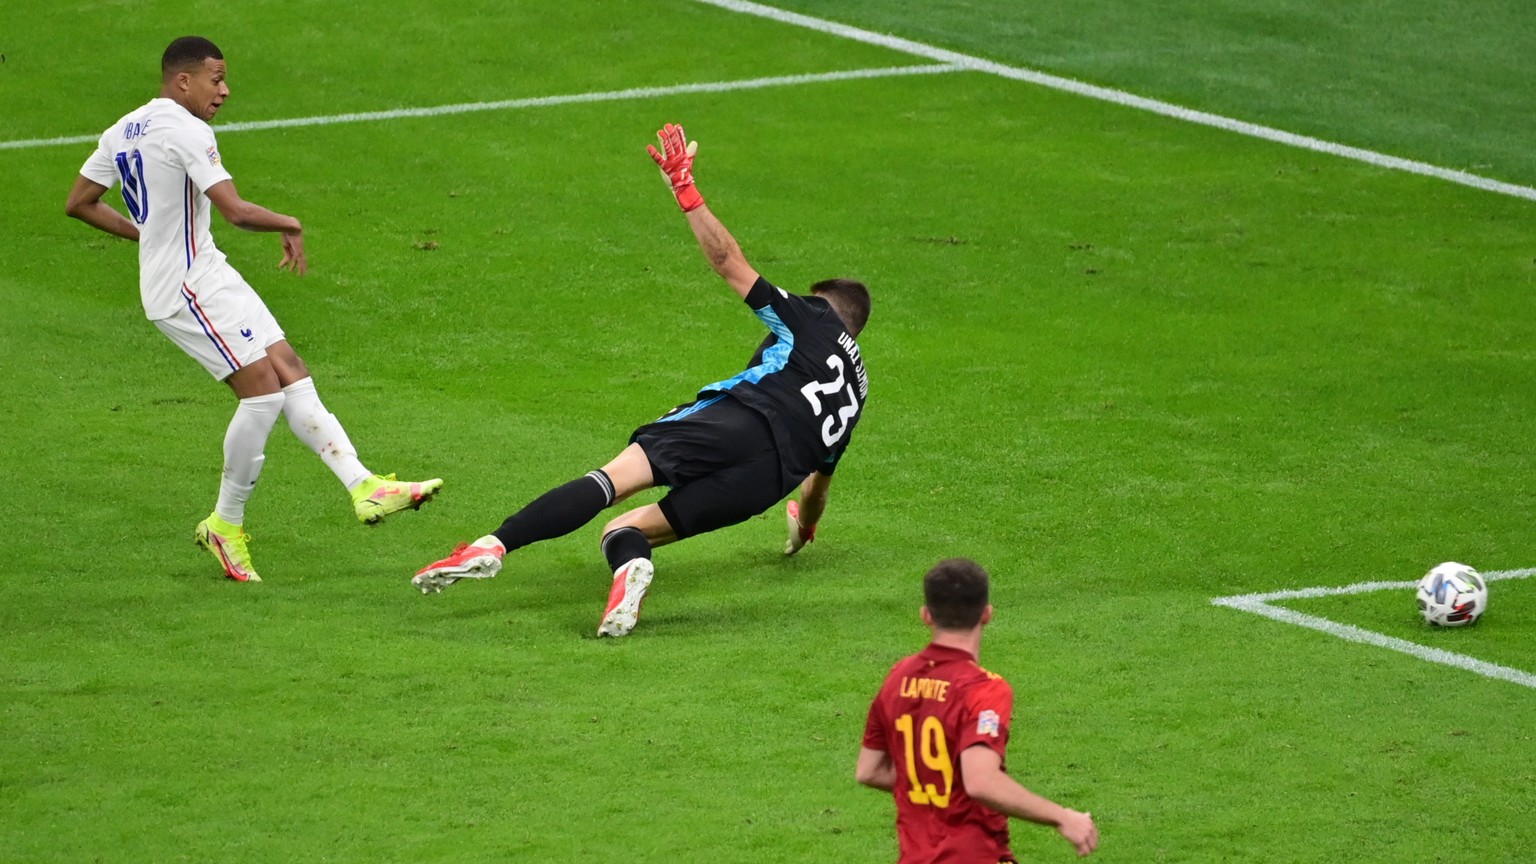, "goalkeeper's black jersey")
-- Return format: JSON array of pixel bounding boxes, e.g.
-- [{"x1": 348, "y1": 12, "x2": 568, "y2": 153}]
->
[{"x1": 681, "y1": 276, "x2": 868, "y2": 487}]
